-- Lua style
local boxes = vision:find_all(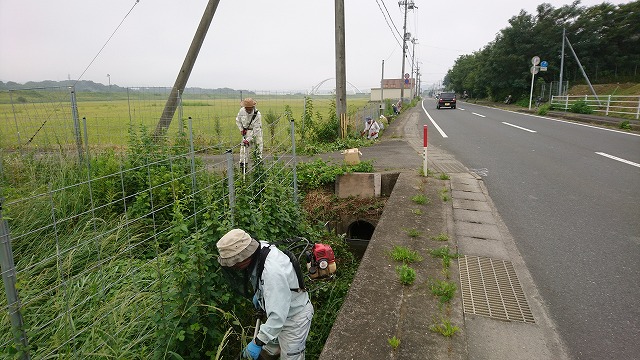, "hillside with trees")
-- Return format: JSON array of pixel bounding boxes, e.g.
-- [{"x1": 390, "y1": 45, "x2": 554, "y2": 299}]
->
[{"x1": 444, "y1": 1, "x2": 639, "y2": 101}]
